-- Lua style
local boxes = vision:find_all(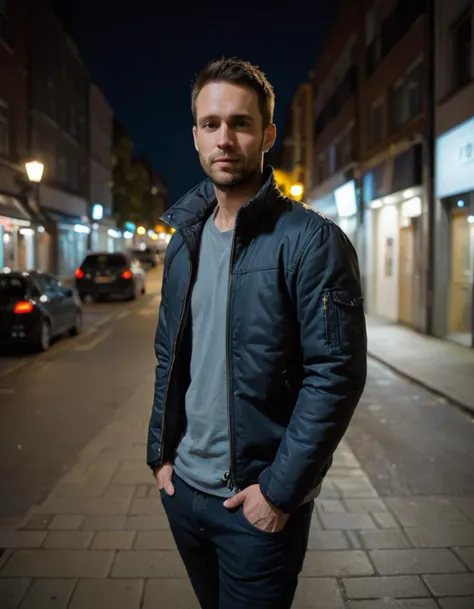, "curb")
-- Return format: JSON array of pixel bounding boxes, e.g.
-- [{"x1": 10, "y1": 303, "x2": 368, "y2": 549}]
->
[{"x1": 368, "y1": 350, "x2": 474, "y2": 417}]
